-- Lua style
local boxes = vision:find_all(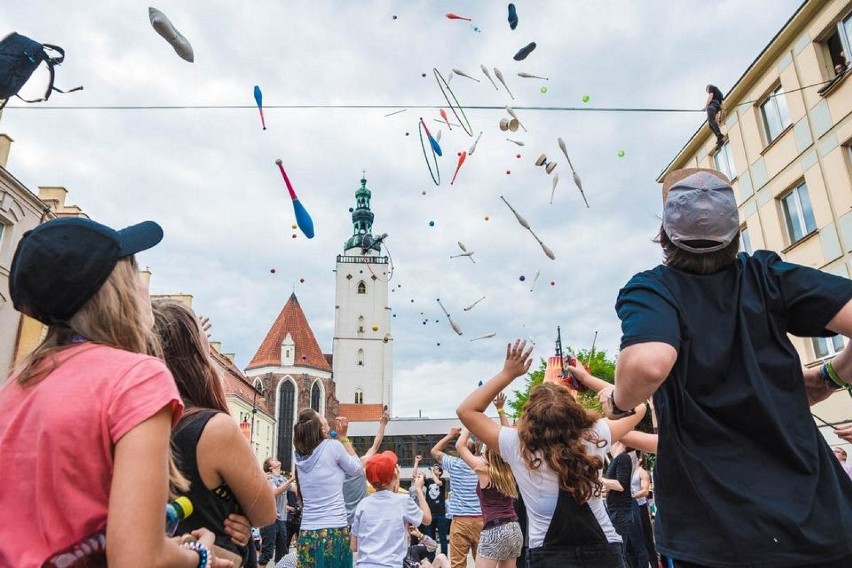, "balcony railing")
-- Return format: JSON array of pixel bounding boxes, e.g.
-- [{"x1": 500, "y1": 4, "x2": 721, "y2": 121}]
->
[{"x1": 337, "y1": 255, "x2": 389, "y2": 264}]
